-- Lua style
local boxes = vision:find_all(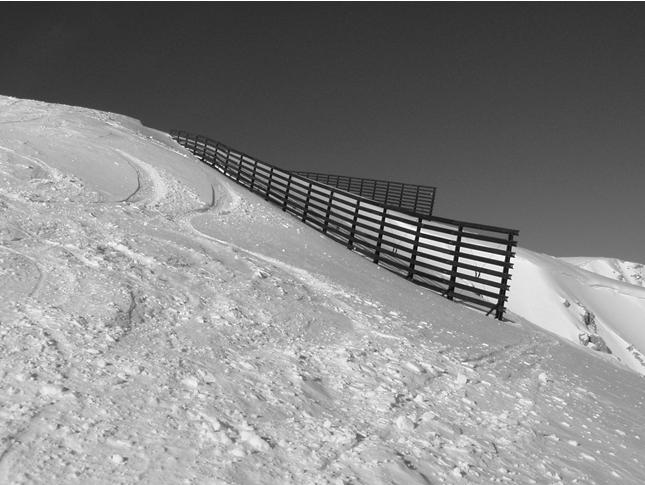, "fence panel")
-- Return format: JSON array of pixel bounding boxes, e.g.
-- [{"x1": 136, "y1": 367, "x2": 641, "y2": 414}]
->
[{"x1": 293, "y1": 170, "x2": 437, "y2": 217}]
